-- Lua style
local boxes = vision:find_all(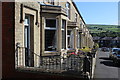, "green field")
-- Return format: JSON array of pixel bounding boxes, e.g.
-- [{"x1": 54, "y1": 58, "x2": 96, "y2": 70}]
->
[
  {"x1": 87, "y1": 24, "x2": 120, "y2": 37},
  {"x1": 87, "y1": 24, "x2": 119, "y2": 33}
]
